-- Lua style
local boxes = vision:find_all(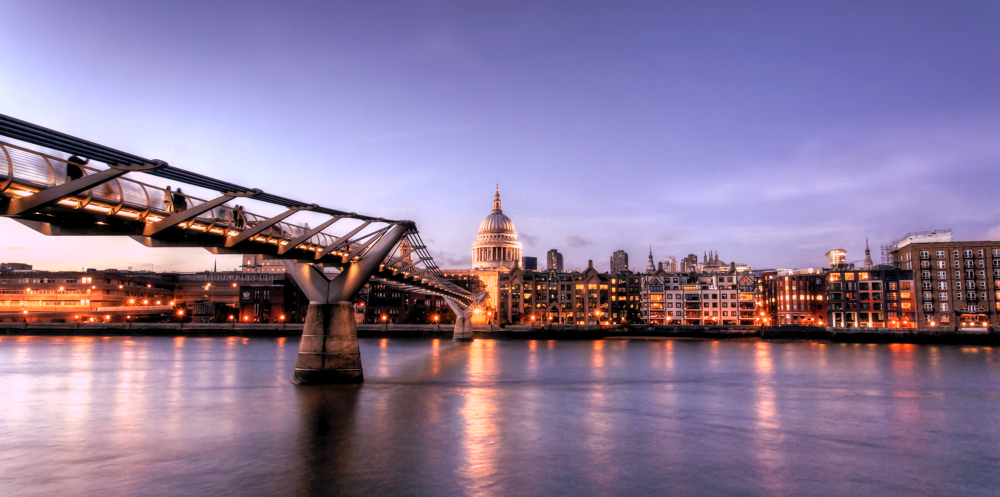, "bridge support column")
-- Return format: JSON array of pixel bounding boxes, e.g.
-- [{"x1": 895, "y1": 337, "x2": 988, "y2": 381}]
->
[
  {"x1": 282, "y1": 223, "x2": 409, "y2": 385},
  {"x1": 294, "y1": 302, "x2": 363, "y2": 384},
  {"x1": 445, "y1": 298, "x2": 474, "y2": 342}
]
